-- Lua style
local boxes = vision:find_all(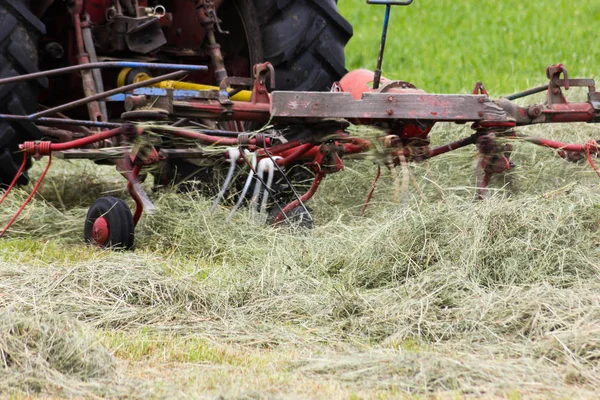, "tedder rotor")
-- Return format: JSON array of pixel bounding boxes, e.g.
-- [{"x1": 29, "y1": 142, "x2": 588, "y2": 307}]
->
[{"x1": 0, "y1": 0, "x2": 599, "y2": 249}]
